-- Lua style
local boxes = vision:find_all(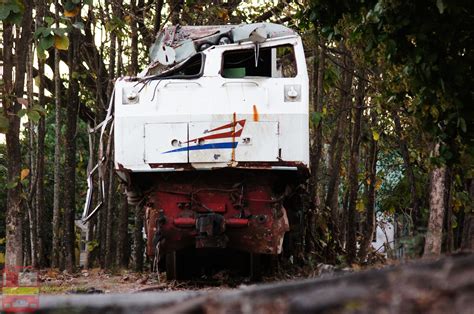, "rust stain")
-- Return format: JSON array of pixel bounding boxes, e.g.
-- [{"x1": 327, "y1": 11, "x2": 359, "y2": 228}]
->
[
  {"x1": 232, "y1": 112, "x2": 236, "y2": 161},
  {"x1": 252, "y1": 104, "x2": 259, "y2": 121}
]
